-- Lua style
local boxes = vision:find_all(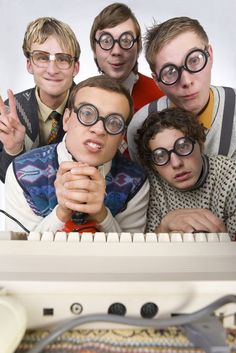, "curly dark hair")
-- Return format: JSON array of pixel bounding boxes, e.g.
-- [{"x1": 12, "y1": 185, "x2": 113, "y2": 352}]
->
[{"x1": 135, "y1": 107, "x2": 206, "y2": 170}]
